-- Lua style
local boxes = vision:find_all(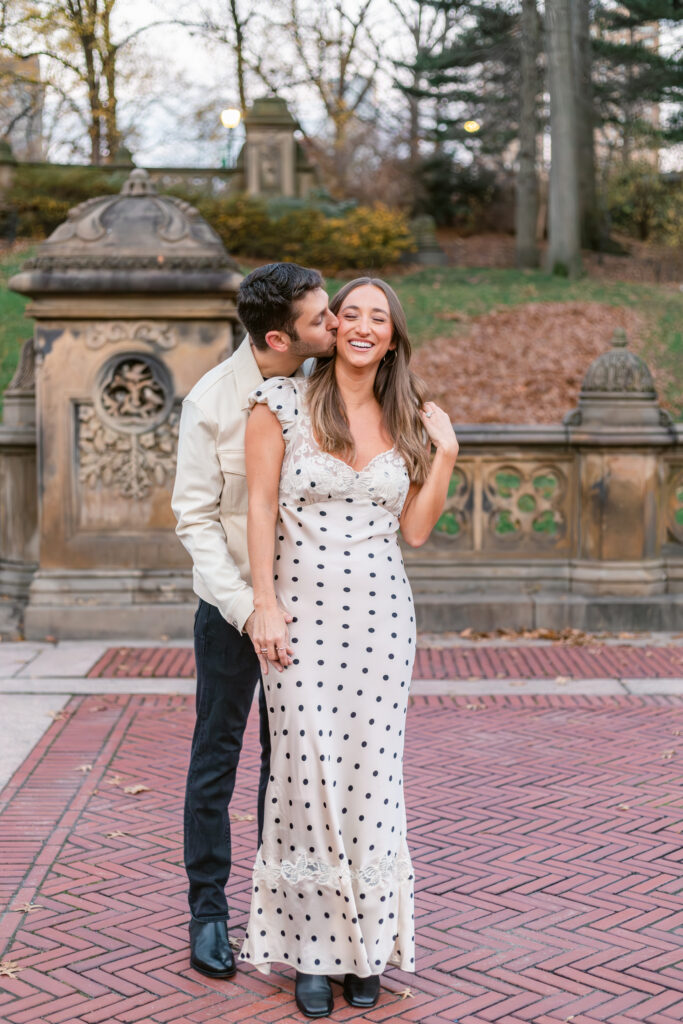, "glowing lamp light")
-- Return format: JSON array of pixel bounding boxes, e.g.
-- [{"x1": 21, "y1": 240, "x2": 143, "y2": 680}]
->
[
  {"x1": 464, "y1": 120, "x2": 481, "y2": 133},
  {"x1": 220, "y1": 108, "x2": 242, "y2": 130}
]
